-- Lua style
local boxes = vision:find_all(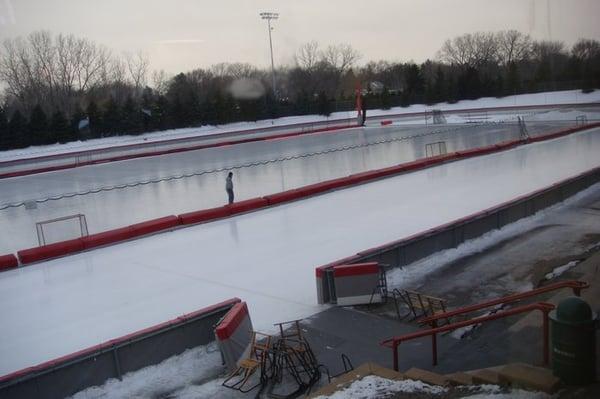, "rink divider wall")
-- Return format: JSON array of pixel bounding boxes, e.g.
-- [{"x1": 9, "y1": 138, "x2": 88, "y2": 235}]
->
[
  {"x1": 1, "y1": 102, "x2": 597, "y2": 179},
  {"x1": 315, "y1": 165, "x2": 600, "y2": 304},
  {"x1": 0, "y1": 297, "x2": 240, "y2": 399},
  {"x1": 3, "y1": 122, "x2": 600, "y2": 268},
  {"x1": 0, "y1": 121, "x2": 356, "y2": 179}
]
